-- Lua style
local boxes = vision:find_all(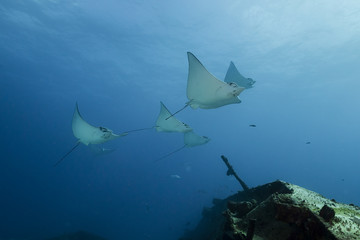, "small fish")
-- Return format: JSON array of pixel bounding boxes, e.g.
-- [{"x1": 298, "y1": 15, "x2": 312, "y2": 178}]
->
[
  {"x1": 249, "y1": 124, "x2": 256, "y2": 127},
  {"x1": 170, "y1": 174, "x2": 181, "y2": 179},
  {"x1": 306, "y1": 141, "x2": 311, "y2": 144}
]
